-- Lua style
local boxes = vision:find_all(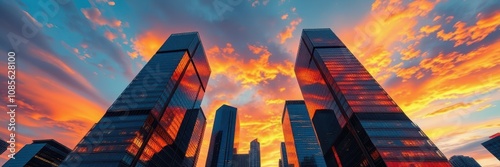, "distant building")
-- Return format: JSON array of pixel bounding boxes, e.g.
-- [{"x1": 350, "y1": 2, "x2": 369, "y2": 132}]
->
[
  {"x1": 482, "y1": 133, "x2": 500, "y2": 161},
  {"x1": 449, "y1": 155, "x2": 481, "y2": 167},
  {"x1": 206, "y1": 105, "x2": 240, "y2": 167},
  {"x1": 233, "y1": 154, "x2": 249, "y2": 167},
  {"x1": 279, "y1": 142, "x2": 289, "y2": 167},
  {"x1": 3, "y1": 139, "x2": 71, "y2": 167},
  {"x1": 281, "y1": 100, "x2": 327, "y2": 167},
  {"x1": 0, "y1": 139, "x2": 8, "y2": 154},
  {"x1": 249, "y1": 138, "x2": 261, "y2": 167}
]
